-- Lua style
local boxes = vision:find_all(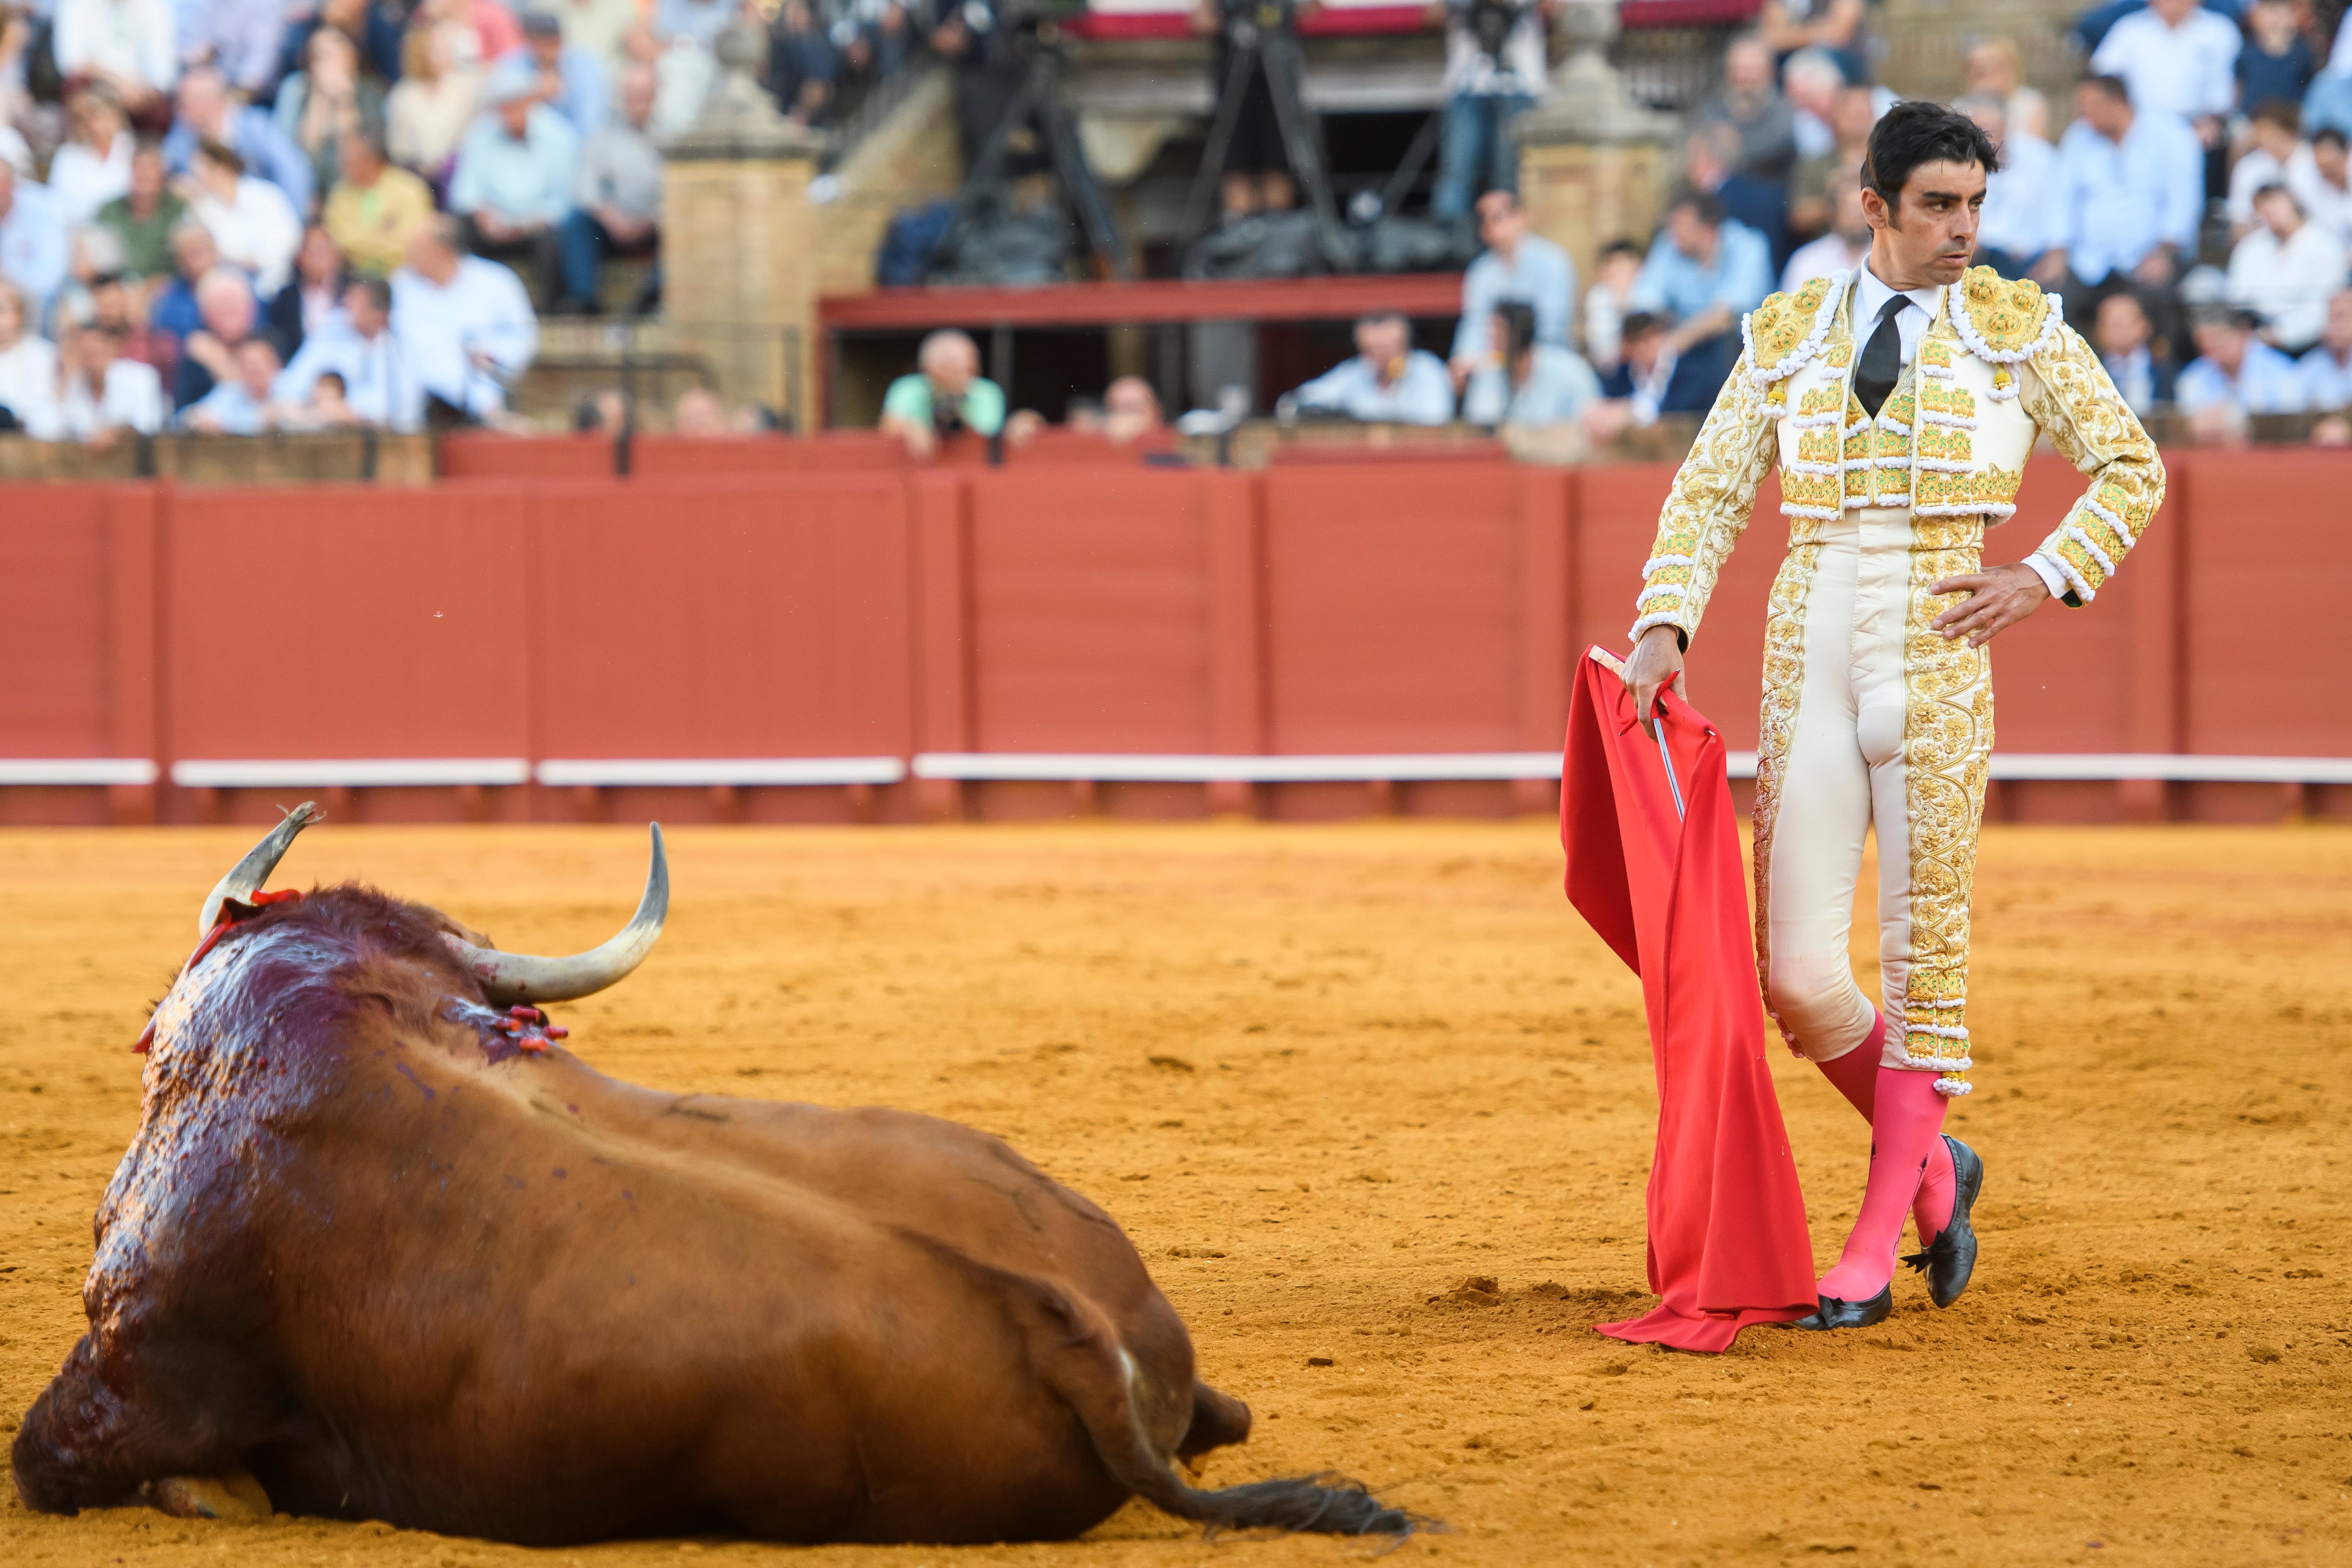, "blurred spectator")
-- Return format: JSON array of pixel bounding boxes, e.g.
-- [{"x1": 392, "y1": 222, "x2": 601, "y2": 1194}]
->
[
  {"x1": 625, "y1": 22, "x2": 716, "y2": 141},
  {"x1": 324, "y1": 131, "x2": 434, "y2": 278},
  {"x1": 2040, "y1": 75, "x2": 2201, "y2": 325},
  {"x1": 0, "y1": 278, "x2": 60, "y2": 435},
  {"x1": 1789, "y1": 82, "x2": 1875, "y2": 242},
  {"x1": 0, "y1": 161, "x2": 69, "y2": 310},
  {"x1": 655, "y1": 0, "x2": 735, "y2": 53},
  {"x1": 277, "y1": 275, "x2": 427, "y2": 429},
  {"x1": 2177, "y1": 302, "x2": 2305, "y2": 418},
  {"x1": 1629, "y1": 190, "x2": 1772, "y2": 402},
  {"x1": 418, "y1": 0, "x2": 524, "y2": 74},
  {"x1": 148, "y1": 219, "x2": 221, "y2": 357},
  {"x1": 1760, "y1": 0, "x2": 1867, "y2": 86},
  {"x1": 2225, "y1": 183, "x2": 2347, "y2": 353},
  {"x1": 1960, "y1": 92, "x2": 2058, "y2": 280},
  {"x1": 2092, "y1": 288, "x2": 2174, "y2": 416},
  {"x1": 2090, "y1": 0, "x2": 2238, "y2": 158},
  {"x1": 2236, "y1": 0, "x2": 2316, "y2": 114},
  {"x1": 542, "y1": 0, "x2": 638, "y2": 67},
  {"x1": 491, "y1": 10, "x2": 607, "y2": 139},
  {"x1": 1684, "y1": 122, "x2": 1788, "y2": 268},
  {"x1": 449, "y1": 75, "x2": 579, "y2": 299},
  {"x1": 183, "y1": 138, "x2": 302, "y2": 295},
  {"x1": 95, "y1": 137, "x2": 185, "y2": 284},
  {"x1": 1782, "y1": 178, "x2": 1867, "y2": 292},
  {"x1": 1588, "y1": 309, "x2": 1719, "y2": 436},
  {"x1": 54, "y1": 0, "x2": 178, "y2": 122},
  {"x1": 2312, "y1": 64, "x2": 2352, "y2": 143},
  {"x1": 265, "y1": 223, "x2": 350, "y2": 356},
  {"x1": 276, "y1": 25, "x2": 388, "y2": 201},
  {"x1": 1462, "y1": 298, "x2": 1601, "y2": 429},
  {"x1": 572, "y1": 385, "x2": 628, "y2": 431},
  {"x1": 1289, "y1": 312, "x2": 1454, "y2": 425},
  {"x1": 57, "y1": 314, "x2": 165, "y2": 439},
  {"x1": 1429, "y1": 0, "x2": 1547, "y2": 231},
  {"x1": 1449, "y1": 189, "x2": 1573, "y2": 387},
  {"x1": 554, "y1": 64, "x2": 659, "y2": 314},
  {"x1": 2228, "y1": 99, "x2": 2303, "y2": 238},
  {"x1": 1692, "y1": 33, "x2": 1797, "y2": 184},
  {"x1": 878, "y1": 327, "x2": 1005, "y2": 457},
  {"x1": 1966, "y1": 37, "x2": 2050, "y2": 142},
  {"x1": 387, "y1": 23, "x2": 483, "y2": 180},
  {"x1": 279, "y1": 0, "x2": 405, "y2": 88},
  {"x1": 178, "y1": 331, "x2": 286, "y2": 431},
  {"x1": 166, "y1": 67, "x2": 314, "y2": 216},
  {"x1": 763, "y1": 0, "x2": 835, "y2": 127},
  {"x1": 1100, "y1": 374, "x2": 1163, "y2": 444},
  {"x1": 672, "y1": 383, "x2": 725, "y2": 434},
  {"x1": 50, "y1": 87, "x2": 132, "y2": 230},
  {"x1": 2296, "y1": 287, "x2": 2352, "y2": 409},
  {"x1": 1783, "y1": 48, "x2": 1844, "y2": 167},
  {"x1": 391, "y1": 213, "x2": 539, "y2": 419},
  {"x1": 1580, "y1": 237, "x2": 1643, "y2": 374},
  {"x1": 180, "y1": 0, "x2": 289, "y2": 100},
  {"x1": 171, "y1": 262, "x2": 256, "y2": 407},
  {"x1": 86, "y1": 269, "x2": 157, "y2": 367},
  {"x1": 277, "y1": 368, "x2": 361, "y2": 429},
  {"x1": 0, "y1": 17, "x2": 40, "y2": 173},
  {"x1": 2289, "y1": 127, "x2": 2352, "y2": 243}
]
